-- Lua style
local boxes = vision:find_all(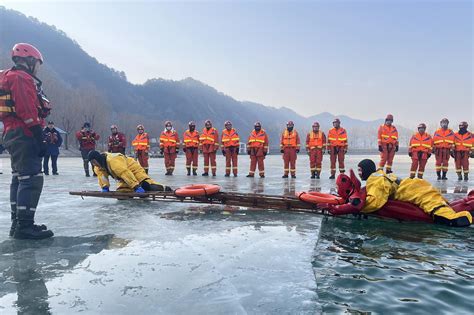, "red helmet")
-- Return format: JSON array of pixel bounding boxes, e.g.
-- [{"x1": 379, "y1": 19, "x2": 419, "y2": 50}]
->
[
  {"x1": 12, "y1": 43, "x2": 44, "y2": 64},
  {"x1": 333, "y1": 118, "x2": 341, "y2": 124},
  {"x1": 459, "y1": 121, "x2": 468, "y2": 128},
  {"x1": 418, "y1": 123, "x2": 427, "y2": 129},
  {"x1": 137, "y1": 124, "x2": 144, "y2": 130},
  {"x1": 287, "y1": 120, "x2": 294, "y2": 126},
  {"x1": 312, "y1": 122, "x2": 320, "y2": 127},
  {"x1": 224, "y1": 120, "x2": 232, "y2": 126},
  {"x1": 336, "y1": 170, "x2": 361, "y2": 200},
  {"x1": 386, "y1": 114, "x2": 394, "y2": 121}
]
